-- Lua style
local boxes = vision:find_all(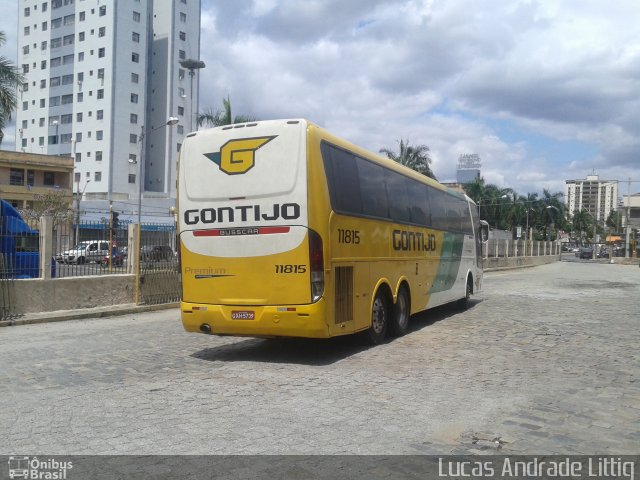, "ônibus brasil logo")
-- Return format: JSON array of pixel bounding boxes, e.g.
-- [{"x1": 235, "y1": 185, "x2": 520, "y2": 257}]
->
[
  {"x1": 204, "y1": 136, "x2": 276, "y2": 175},
  {"x1": 8, "y1": 456, "x2": 73, "y2": 479}
]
